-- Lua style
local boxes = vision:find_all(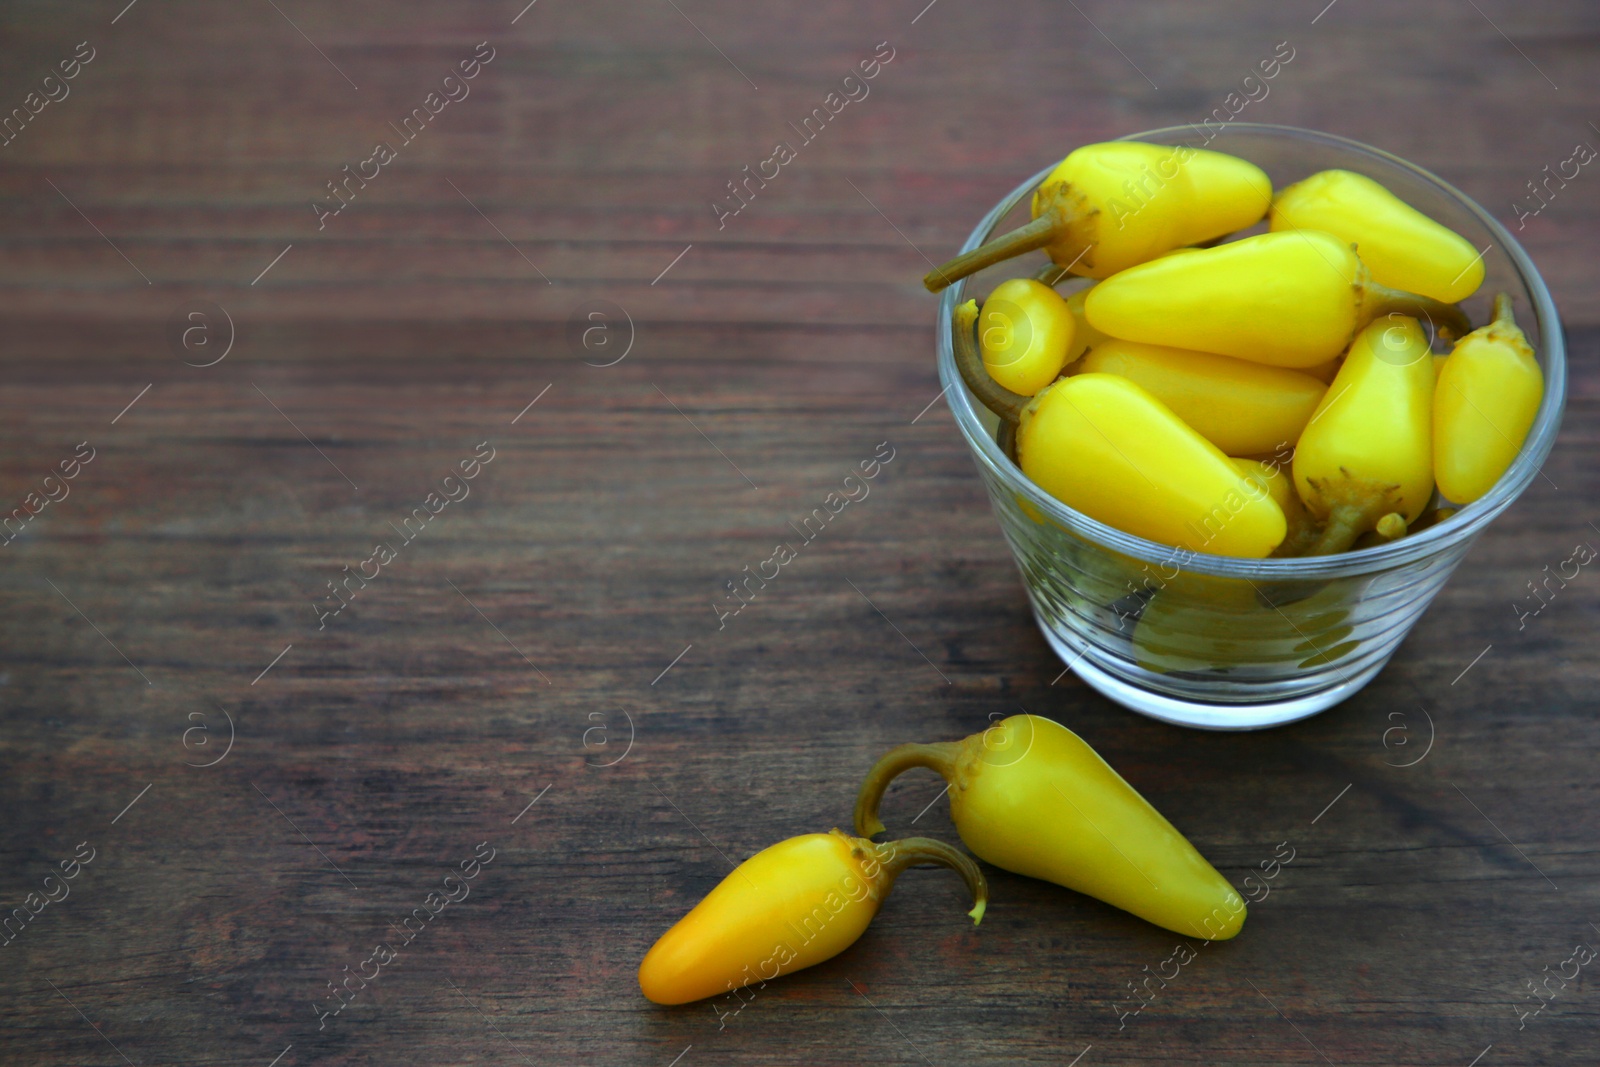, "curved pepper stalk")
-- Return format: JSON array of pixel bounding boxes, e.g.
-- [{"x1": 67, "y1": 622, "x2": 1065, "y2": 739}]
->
[{"x1": 953, "y1": 299, "x2": 1031, "y2": 425}]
